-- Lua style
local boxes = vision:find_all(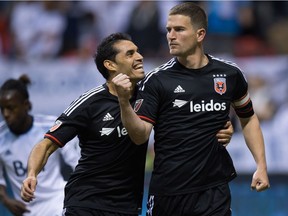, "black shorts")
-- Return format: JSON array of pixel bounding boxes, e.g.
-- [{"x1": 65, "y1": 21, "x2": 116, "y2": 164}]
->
[
  {"x1": 146, "y1": 183, "x2": 232, "y2": 216},
  {"x1": 63, "y1": 206, "x2": 138, "y2": 216}
]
